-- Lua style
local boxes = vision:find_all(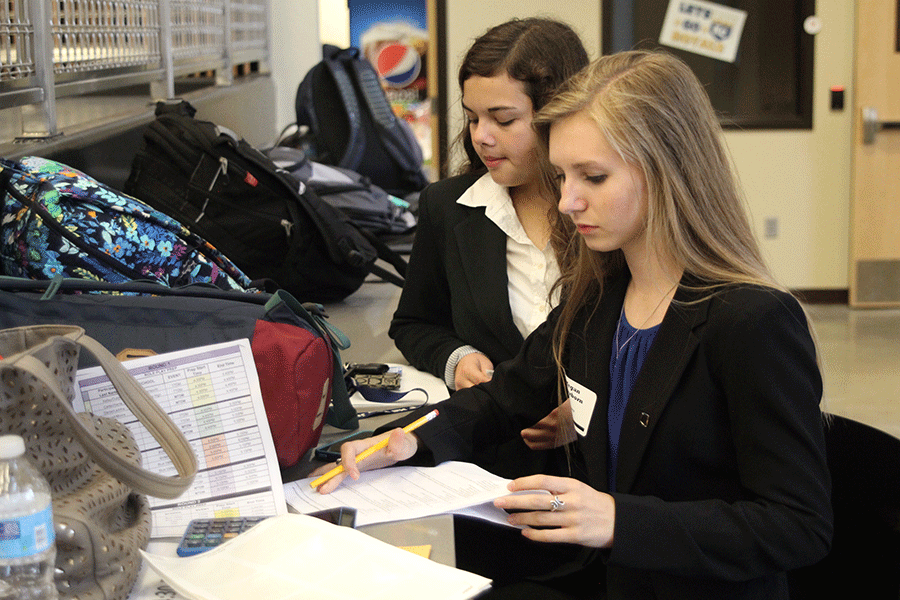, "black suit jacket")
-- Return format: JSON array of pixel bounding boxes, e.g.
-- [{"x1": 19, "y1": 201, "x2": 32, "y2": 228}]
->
[
  {"x1": 389, "y1": 171, "x2": 565, "y2": 479},
  {"x1": 415, "y1": 275, "x2": 834, "y2": 599},
  {"x1": 389, "y1": 171, "x2": 524, "y2": 380}
]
